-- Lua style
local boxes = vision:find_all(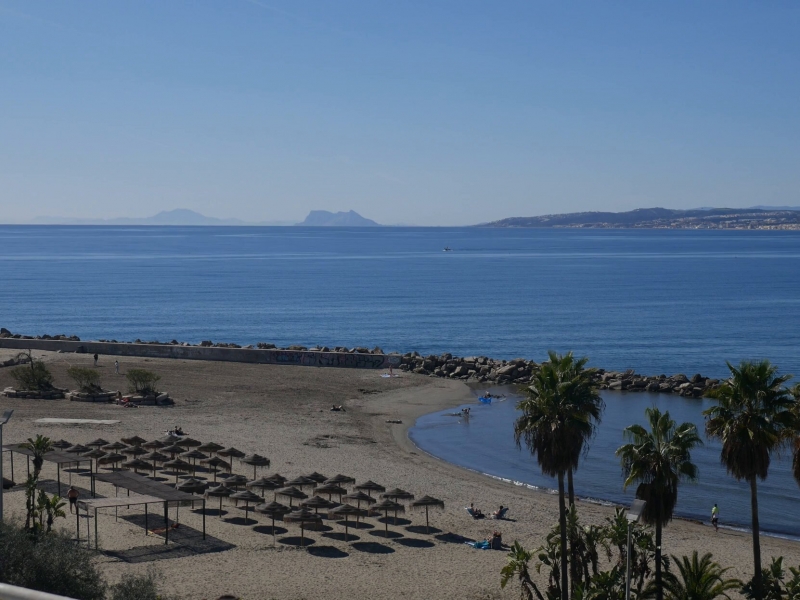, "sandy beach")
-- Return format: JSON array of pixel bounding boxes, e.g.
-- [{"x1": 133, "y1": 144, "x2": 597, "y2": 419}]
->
[{"x1": 1, "y1": 350, "x2": 798, "y2": 600}]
